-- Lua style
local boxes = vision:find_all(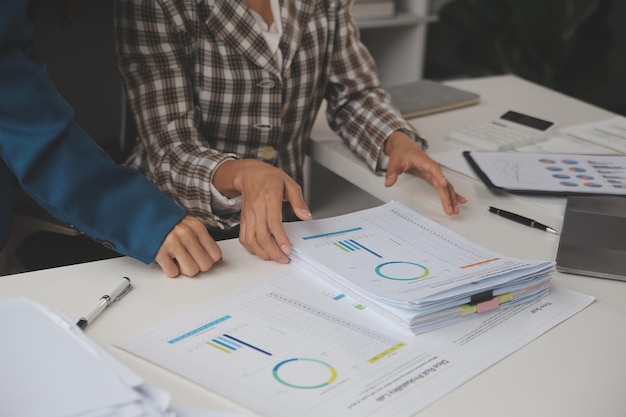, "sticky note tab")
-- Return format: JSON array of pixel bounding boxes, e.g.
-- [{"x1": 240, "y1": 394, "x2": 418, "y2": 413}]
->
[
  {"x1": 460, "y1": 304, "x2": 477, "y2": 317},
  {"x1": 477, "y1": 297, "x2": 500, "y2": 314},
  {"x1": 498, "y1": 292, "x2": 514, "y2": 304}
]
